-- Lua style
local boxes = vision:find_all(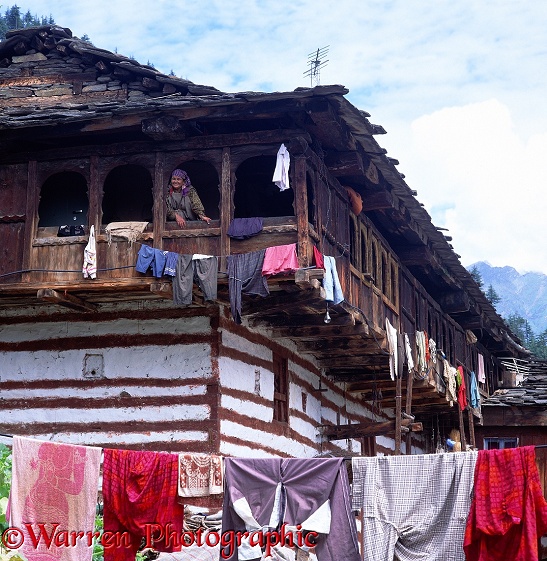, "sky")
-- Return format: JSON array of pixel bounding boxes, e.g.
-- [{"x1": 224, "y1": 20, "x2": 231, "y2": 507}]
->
[{"x1": 12, "y1": 0, "x2": 547, "y2": 274}]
